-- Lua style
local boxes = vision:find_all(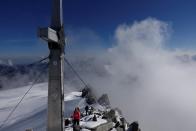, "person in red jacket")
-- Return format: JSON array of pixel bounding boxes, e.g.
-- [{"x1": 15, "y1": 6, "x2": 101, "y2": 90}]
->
[{"x1": 73, "y1": 107, "x2": 80, "y2": 126}]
